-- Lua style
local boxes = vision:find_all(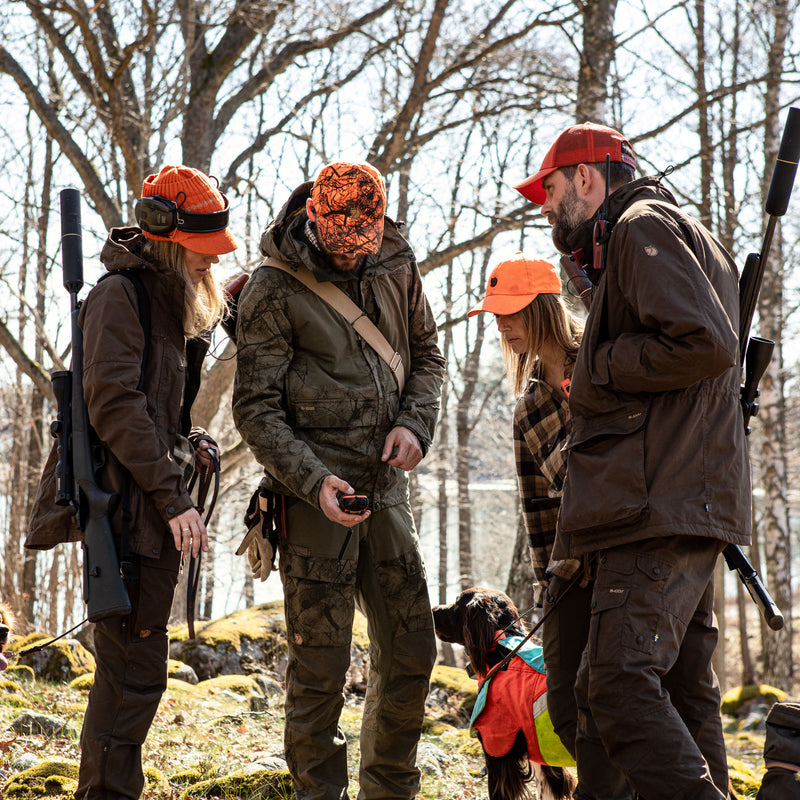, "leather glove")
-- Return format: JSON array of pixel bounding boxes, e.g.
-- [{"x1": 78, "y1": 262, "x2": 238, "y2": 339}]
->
[{"x1": 235, "y1": 525, "x2": 275, "y2": 582}]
